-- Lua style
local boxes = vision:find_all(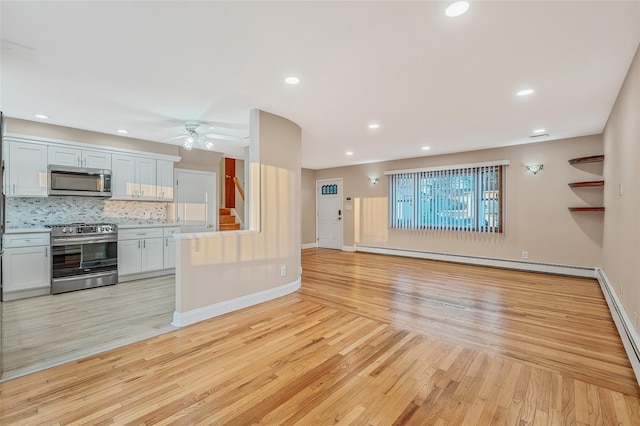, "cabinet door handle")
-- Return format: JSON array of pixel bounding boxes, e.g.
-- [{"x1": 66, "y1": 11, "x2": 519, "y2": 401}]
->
[
  {"x1": 12, "y1": 184, "x2": 15, "y2": 195},
  {"x1": 138, "y1": 240, "x2": 141, "y2": 249},
  {"x1": 143, "y1": 240, "x2": 146, "y2": 249},
  {"x1": 45, "y1": 247, "x2": 48, "y2": 258},
  {"x1": 165, "y1": 238, "x2": 168, "y2": 247}
]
